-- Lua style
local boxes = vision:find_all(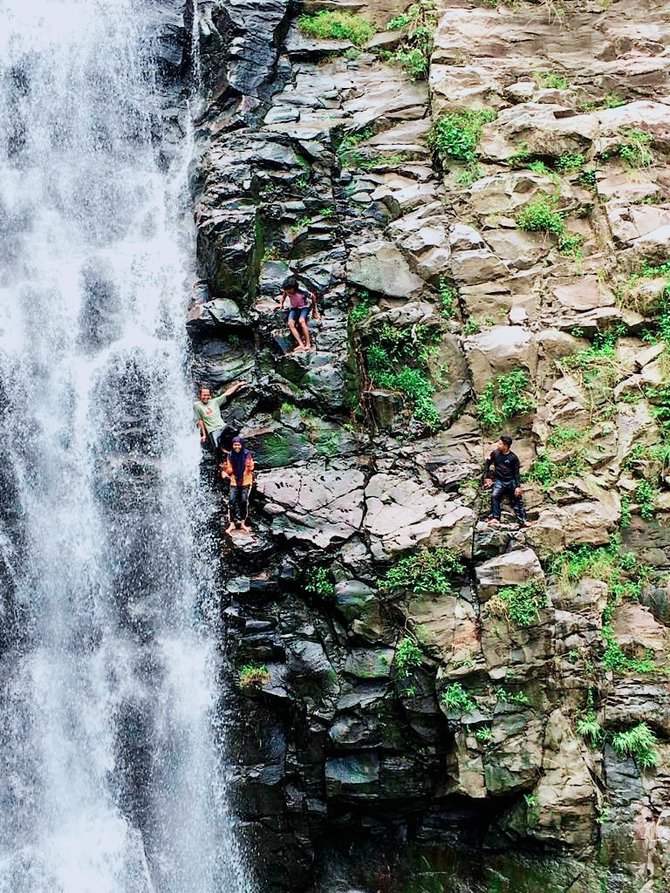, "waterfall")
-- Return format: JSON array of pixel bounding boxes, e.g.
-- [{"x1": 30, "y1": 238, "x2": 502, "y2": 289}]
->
[{"x1": 0, "y1": 1, "x2": 248, "y2": 891}]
